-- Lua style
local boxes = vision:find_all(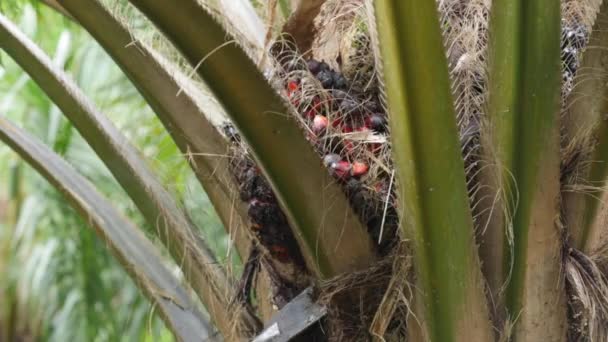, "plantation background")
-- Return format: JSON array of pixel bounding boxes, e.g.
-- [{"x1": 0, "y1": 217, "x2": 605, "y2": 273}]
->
[{"x1": 0, "y1": 2, "x2": 237, "y2": 340}]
